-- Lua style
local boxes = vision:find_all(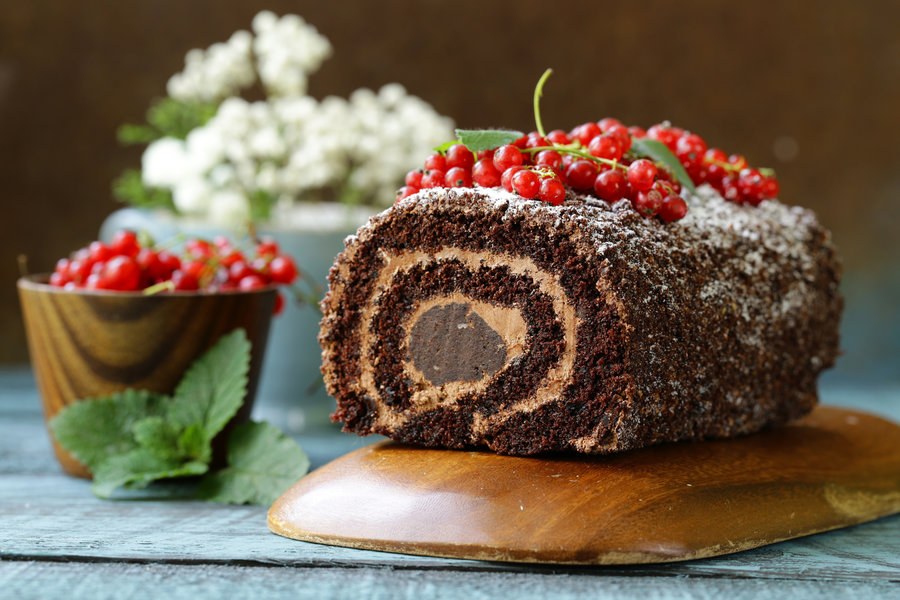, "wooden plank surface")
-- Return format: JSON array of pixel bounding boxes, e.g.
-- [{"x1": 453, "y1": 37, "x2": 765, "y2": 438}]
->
[
  {"x1": 2, "y1": 561, "x2": 900, "y2": 600},
  {"x1": 2, "y1": 367, "x2": 900, "y2": 597}
]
